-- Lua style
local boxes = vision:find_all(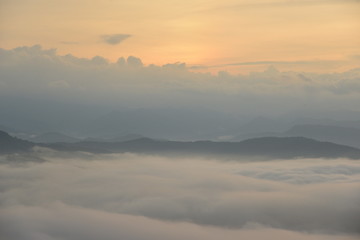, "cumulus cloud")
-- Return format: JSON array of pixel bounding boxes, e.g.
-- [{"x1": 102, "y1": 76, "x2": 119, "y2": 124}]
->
[
  {"x1": 127, "y1": 56, "x2": 143, "y2": 67},
  {"x1": 101, "y1": 34, "x2": 131, "y2": 45},
  {"x1": 0, "y1": 152, "x2": 359, "y2": 240},
  {"x1": 1, "y1": 45, "x2": 359, "y2": 109}
]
